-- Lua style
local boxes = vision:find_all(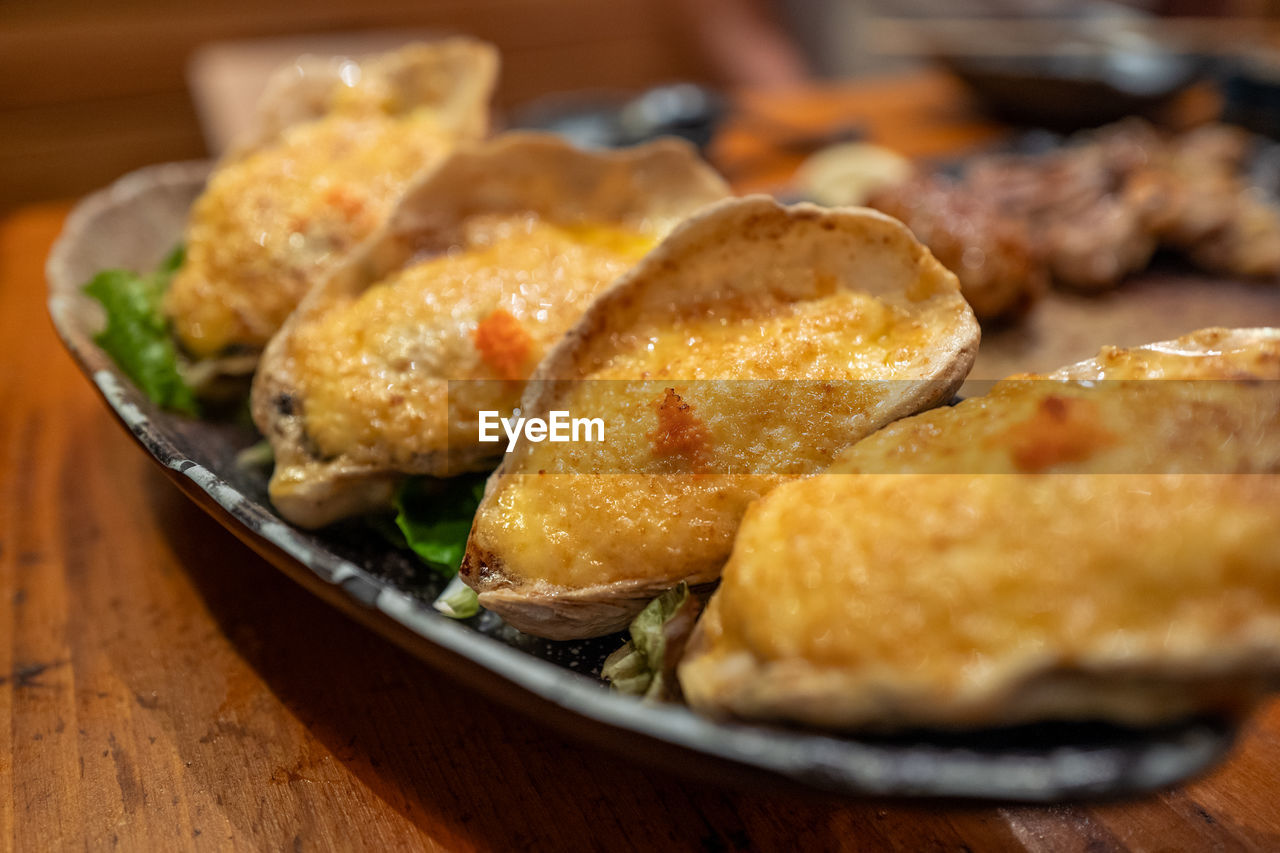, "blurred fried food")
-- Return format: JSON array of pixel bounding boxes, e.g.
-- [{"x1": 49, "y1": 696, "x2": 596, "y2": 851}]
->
[
  {"x1": 854, "y1": 120, "x2": 1280, "y2": 320},
  {"x1": 866, "y1": 174, "x2": 1046, "y2": 320}
]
